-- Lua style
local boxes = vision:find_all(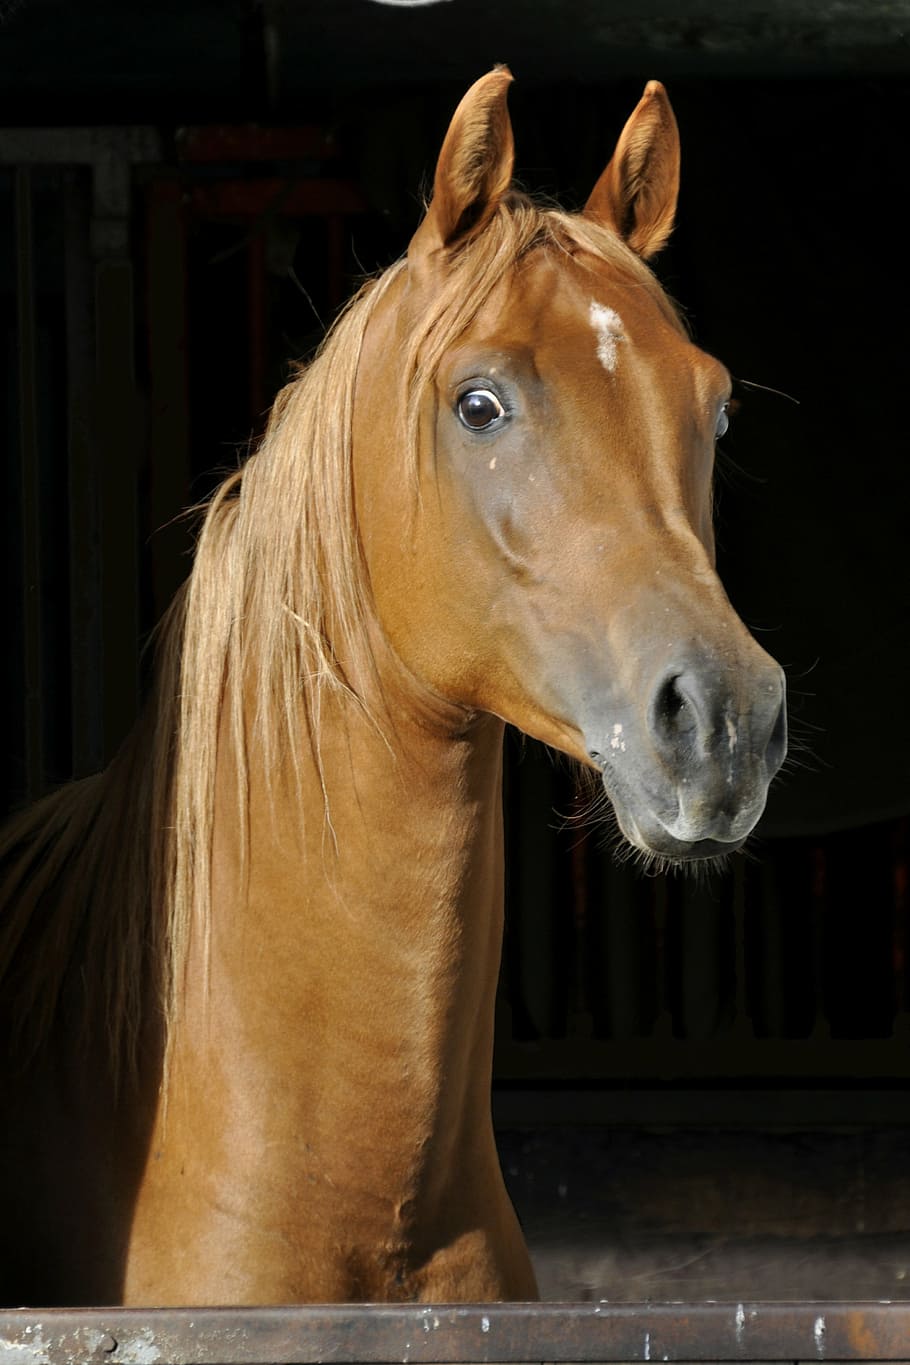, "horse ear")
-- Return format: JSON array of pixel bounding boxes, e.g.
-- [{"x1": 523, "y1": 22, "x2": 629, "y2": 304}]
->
[
  {"x1": 584, "y1": 80, "x2": 680, "y2": 260},
  {"x1": 409, "y1": 67, "x2": 515, "y2": 262}
]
